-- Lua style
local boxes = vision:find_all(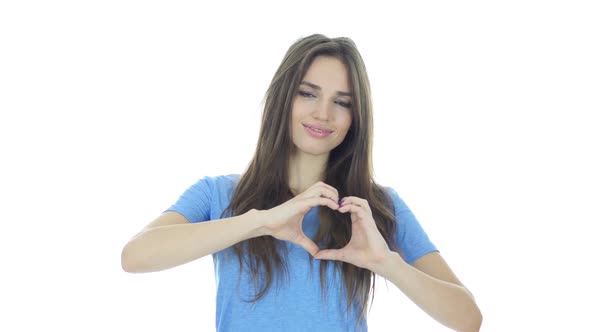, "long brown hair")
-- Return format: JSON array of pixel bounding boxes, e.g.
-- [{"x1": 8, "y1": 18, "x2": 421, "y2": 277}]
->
[{"x1": 221, "y1": 34, "x2": 397, "y2": 321}]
